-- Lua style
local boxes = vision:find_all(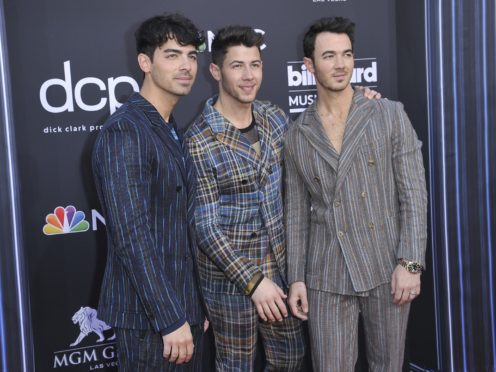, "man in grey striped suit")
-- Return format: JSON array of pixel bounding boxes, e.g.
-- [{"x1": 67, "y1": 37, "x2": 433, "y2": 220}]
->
[{"x1": 285, "y1": 17, "x2": 428, "y2": 371}]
